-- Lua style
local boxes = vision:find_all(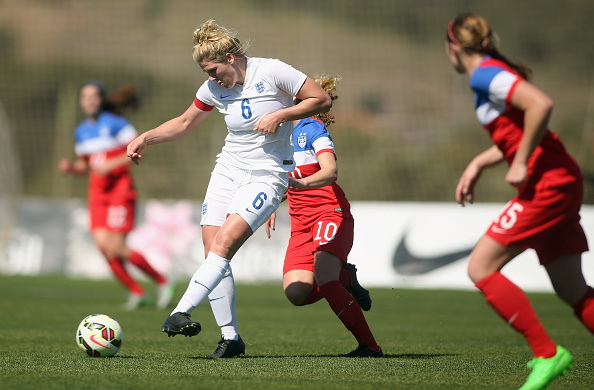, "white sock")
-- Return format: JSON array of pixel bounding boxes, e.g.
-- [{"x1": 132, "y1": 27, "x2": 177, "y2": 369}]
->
[
  {"x1": 171, "y1": 252, "x2": 230, "y2": 315},
  {"x1": 208, "y1": 265, "x2": 239, "y2": 341}
]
